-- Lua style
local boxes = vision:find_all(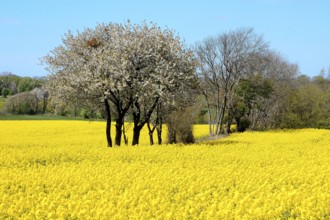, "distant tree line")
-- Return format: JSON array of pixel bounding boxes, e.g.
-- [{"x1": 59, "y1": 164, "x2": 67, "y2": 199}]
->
[
  {"x1": 0, "y1": 73, "x2": 49, "y2": 114},
  {"x1": 0, "y1": 72, "x2": 43, "y2": 97},
  {"x1": 279, "y1": 74, "x2": 330, "y2": 129}
]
